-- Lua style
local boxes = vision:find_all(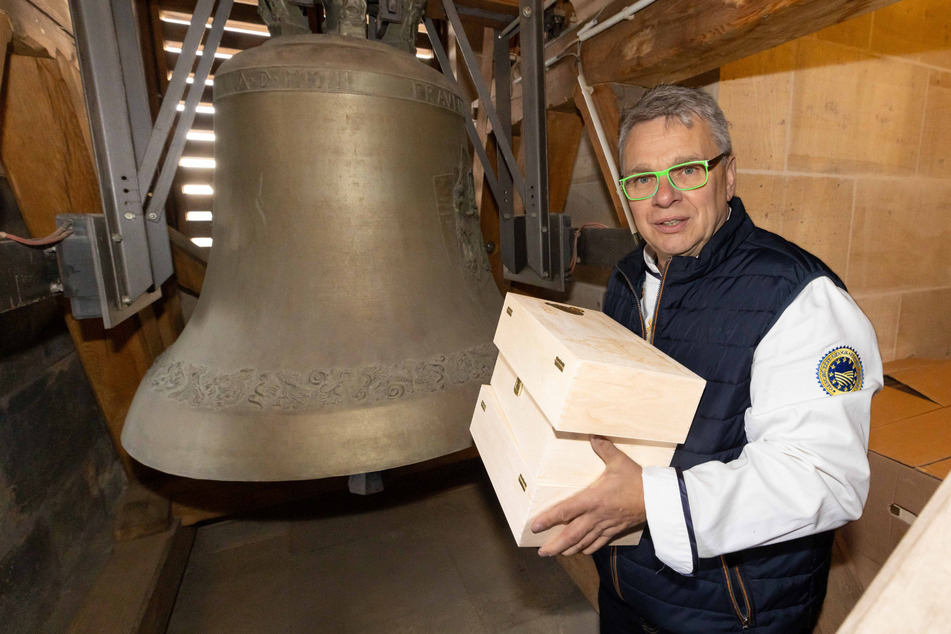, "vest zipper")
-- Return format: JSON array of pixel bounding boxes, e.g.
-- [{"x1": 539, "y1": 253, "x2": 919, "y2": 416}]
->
[
  {"x1": 609, "y1": 546, "x2": 625, "y2": 601},
  {"x1": 720, "y1": 555, "x2": 753, "y2": 629},
  {"x1": 647, "y1": 259, "x2": 671, "y2": 345},
  {"x1": 614, "y1": 257, "x2": 669, "y2": 343}
]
